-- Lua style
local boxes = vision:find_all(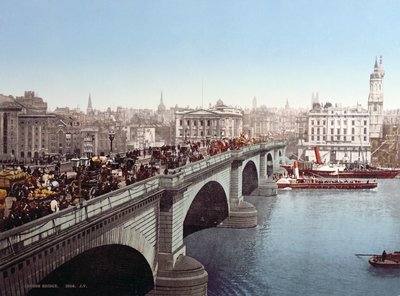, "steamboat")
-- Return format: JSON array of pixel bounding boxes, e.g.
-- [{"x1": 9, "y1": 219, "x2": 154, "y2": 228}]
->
[{"x1": 282, "y1": 147, "x2": 400, "y2": 179}]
